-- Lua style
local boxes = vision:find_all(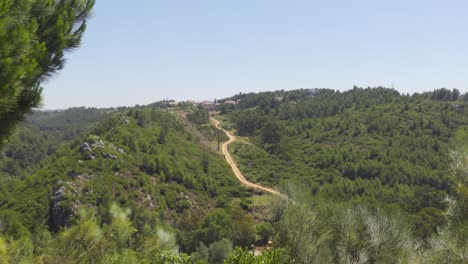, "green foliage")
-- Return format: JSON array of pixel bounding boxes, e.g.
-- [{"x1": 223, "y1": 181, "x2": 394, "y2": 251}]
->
[
  {"x1": 138, "y1": 227, "x2": 179, "y2": 260},
  {"x1": 29, "y1": 107, "x2": 108, "y2": 132},
  {"x1": 208, "y1": 238, "x2": 232, "y2": 264},
  {"x1": 0, "y1": 107, "x2": 246, "y2": 260},
  {"x1": 152, "y1": 251, "x2": 191, "y2": 264},
  {"x1": 0, "y1": 0, "x2": 95, "y2": 149},
  {"x1": 260, "y1": 120, "x2": 283, "y2": 146},
  {"x1": 256, "y1": 222, "x2": 274, "y2": 243},
  {"x1": 191, "y1": 242, "x2": 209, "y2": 263},
  {"x1": 232, "y1": 207, "x2": 257, "y2": 247},
  {"x1": 419, "y1": 88, "x2": 461, "y2": 101},
  {"x1": 272, "y1": 188, "x2": 468, "y2": 264},
  {"x1": 108, "y1": 203, "x2": 136, "y2": 249},
  {"x1": 0, "y1": 204, "x2": 193, "y2": 263},
  {"x1": 0, "y1": 236, "x2": 8, "y2": 264},
  {"x1": 224, "y1": 87, "x2": 468, "y2": 238},
  {"x1": 425, "y1": 229, "x2": 468, "y2": 264},
  {"x1": 232, "y1": 109, "x2": 265, "y2": 136},
  {"x1": 187, "y1": 105, "x2": 210, "y2": 125},
  {"x1": 1, "y1": 88, "x2": 466, "y2": 262},
  {"x1": 197, "y1": 209, "x2": 233, "y2": 245},
  {"x1": 447, "y1": 127, "x2": 468, "y2": 230},
  {"x1": 197, "y1": 125, "x2": 229, "y2": 143},
  {"x1": 54, "y1": 207, "x2": 105, "y2": 262},
  {"x1": 0, "y1": 108, "x2": 108, "y2": 178},
  {"x1": 225, "y1": 247, "x2": 289, "y2": 264}
]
